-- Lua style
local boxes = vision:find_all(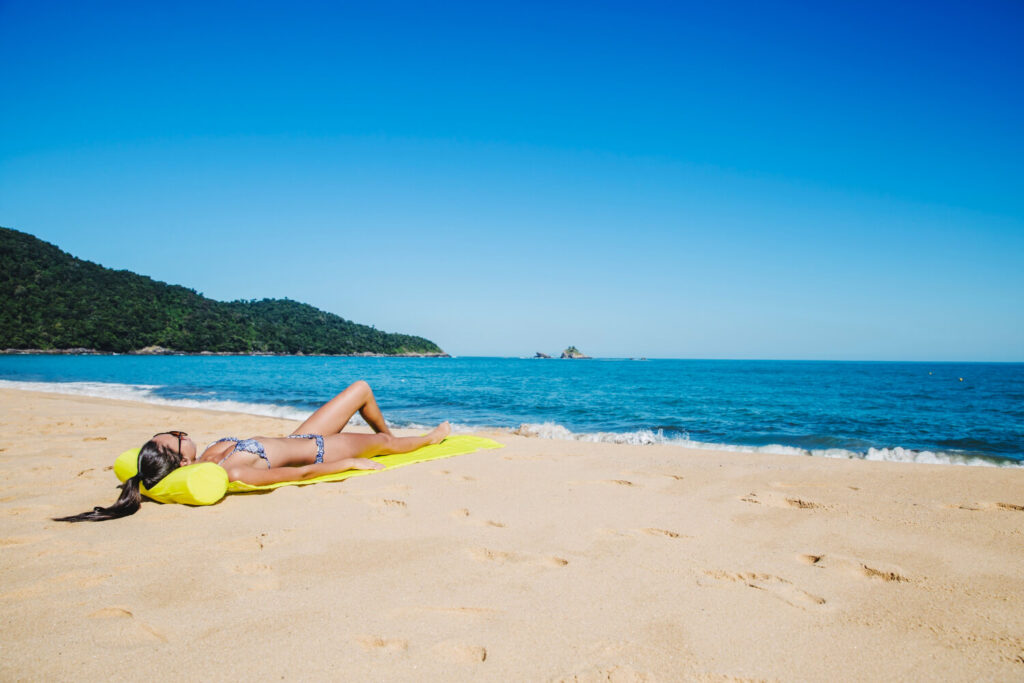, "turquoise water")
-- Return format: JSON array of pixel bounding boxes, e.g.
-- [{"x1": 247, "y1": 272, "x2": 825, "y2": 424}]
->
[{"x1": 1, "y1": 355, "x2": 1021, "y2": 467}]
